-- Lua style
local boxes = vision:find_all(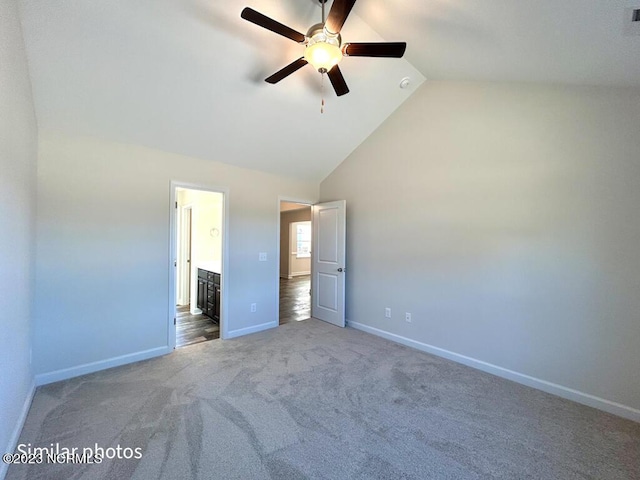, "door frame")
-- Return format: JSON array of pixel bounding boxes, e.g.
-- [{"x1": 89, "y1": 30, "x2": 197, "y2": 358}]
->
[
  {"x1": 177, "y1": 204, "x2": 193, "y2": 307},
  {"x1": 276, "y1": 196, "x2": 315, "y2": 324},
  {"x1": 169, "y1": 181, "x2": 230, "y2": 349}
]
